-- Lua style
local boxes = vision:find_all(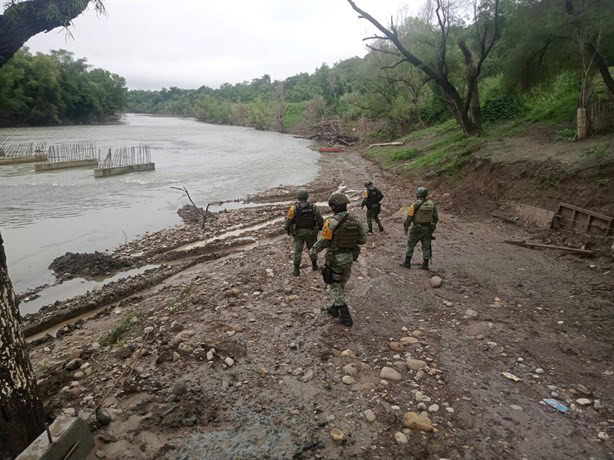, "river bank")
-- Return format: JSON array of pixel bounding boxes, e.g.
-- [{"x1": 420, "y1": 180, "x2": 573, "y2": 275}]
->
[{"x1": 23, "y1": 146, "x2": 614, "y2": 459}]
